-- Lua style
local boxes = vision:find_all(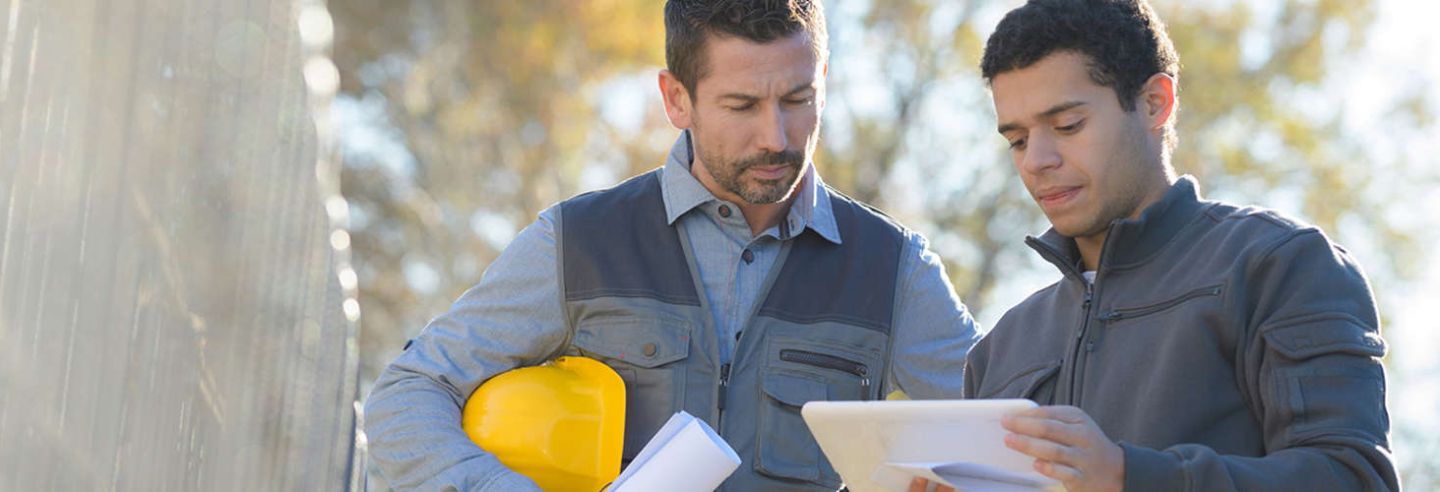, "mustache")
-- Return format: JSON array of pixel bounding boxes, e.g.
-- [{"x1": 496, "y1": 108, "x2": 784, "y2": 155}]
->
[{"x1": 736, "y1": 150, "x2": 805, "y2": 170}]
